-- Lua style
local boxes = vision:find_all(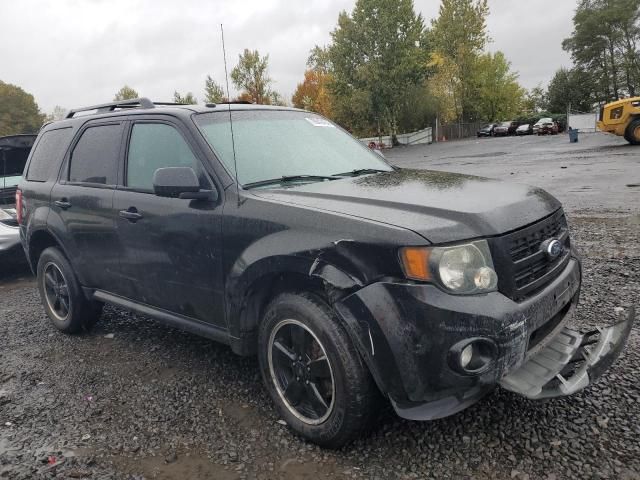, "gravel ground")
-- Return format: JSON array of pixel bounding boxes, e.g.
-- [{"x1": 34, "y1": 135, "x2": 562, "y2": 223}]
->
[{"x1": 1, "y1": 134, "x2": 638, "y2": 480}]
